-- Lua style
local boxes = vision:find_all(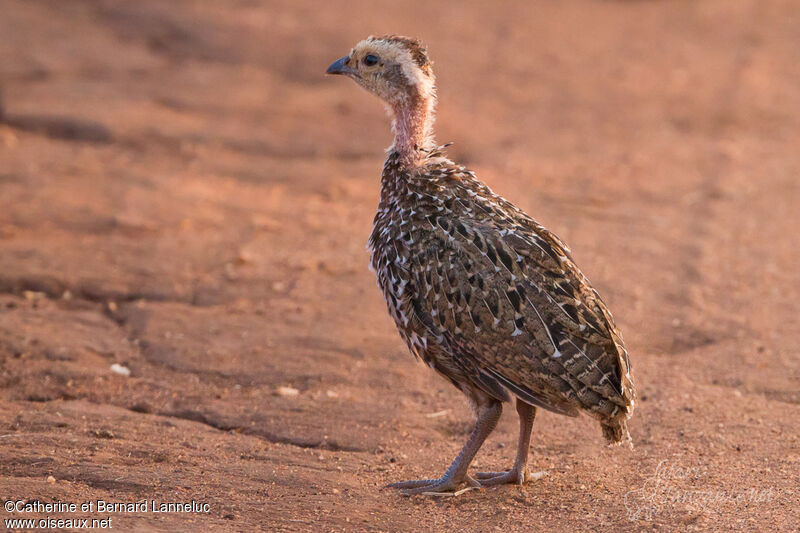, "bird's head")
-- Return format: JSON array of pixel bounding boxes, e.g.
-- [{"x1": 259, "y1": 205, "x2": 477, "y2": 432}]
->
[
  {"x1": 326, "y1": 35, "x2": 435, "y2": 108},
  {"x1": 326, "y1": 36, "x2": 437, "y2": 157}
]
